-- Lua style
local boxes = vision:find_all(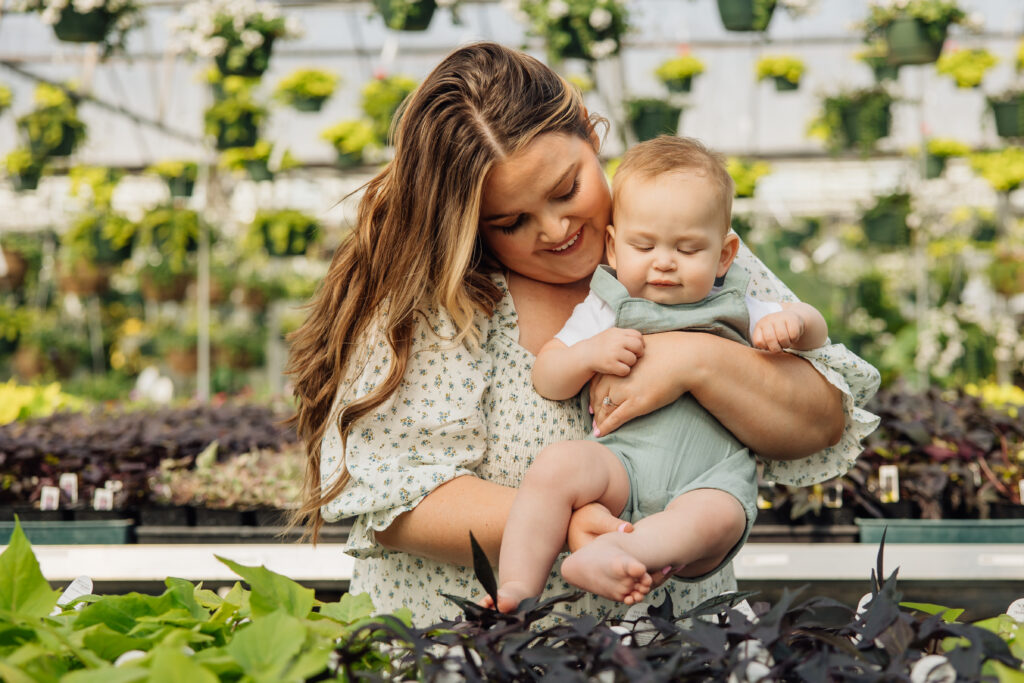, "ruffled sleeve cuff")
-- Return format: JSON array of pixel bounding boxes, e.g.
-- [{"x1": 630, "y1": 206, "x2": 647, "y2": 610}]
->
[{"x1": 759, "y1": 342, "x2": 881, "y2": 486}]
